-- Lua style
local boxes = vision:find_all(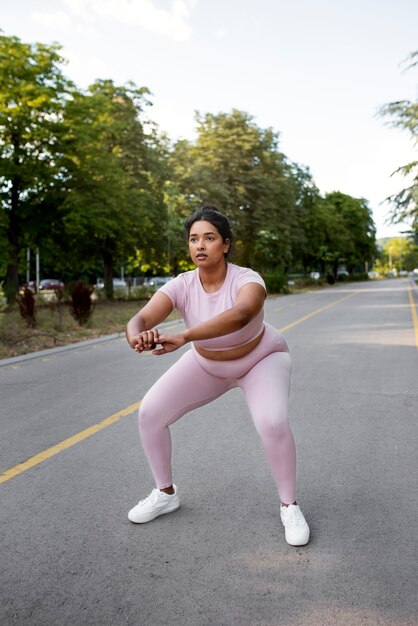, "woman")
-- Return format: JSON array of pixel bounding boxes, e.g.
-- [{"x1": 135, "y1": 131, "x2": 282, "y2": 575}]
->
[{"x1": 126, "y1": 205, "x2": 309, "y2": 546}]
